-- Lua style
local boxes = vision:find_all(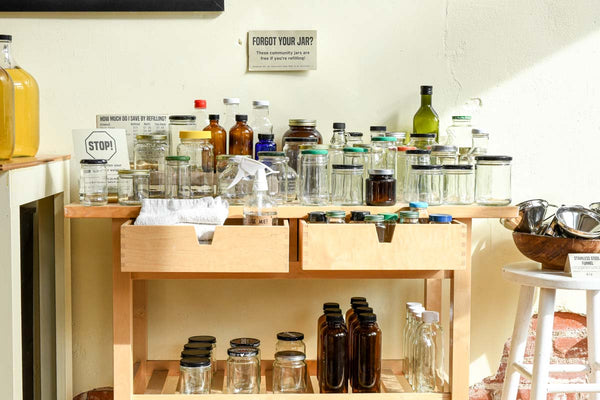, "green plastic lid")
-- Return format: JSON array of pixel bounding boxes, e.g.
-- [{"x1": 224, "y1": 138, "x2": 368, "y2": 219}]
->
[
  {"x1": 257, "y1": 151, "x2": 285, "y2": 157},
  {"x1": 364, "y1": 215, "x2": 385, "y2": 222},
  {"x1": 452, "y1": 115, "x2": 472, "y2": 120},
  {"x1": 378, "y1": 213, "x2": 399, "y2": 221},
  {"x1": 399, "y1": 211, "x2": 419, "y2": 218},
  {"x1": 326, "y1": 210, "x2": 346, "y2": 218},
  {"x1": 343, "y1": 147, "x2": 367, "y2": 153},
  {"x1": 302, "y1": 149, "x2": 328, "y2": 155},
  {"x1": 371, "y1": 136, "x2": 398, "y2": 142},
  {"x1": 166, "y1": 155, "x2": 190, "y2": 161}
]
